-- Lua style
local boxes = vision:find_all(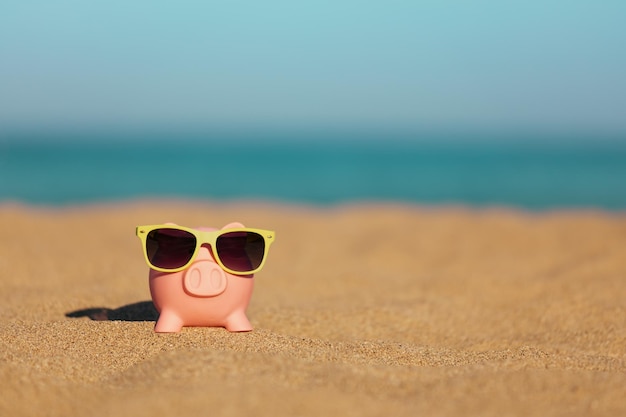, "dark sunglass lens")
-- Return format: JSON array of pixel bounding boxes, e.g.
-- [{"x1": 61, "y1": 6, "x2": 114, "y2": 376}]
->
[
  {"x1": 146, "y1": 228, "x2": 197, "y2": 269},
  {"x1": 216, "y1": 232, "x2": 265, "y2": 272}
]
